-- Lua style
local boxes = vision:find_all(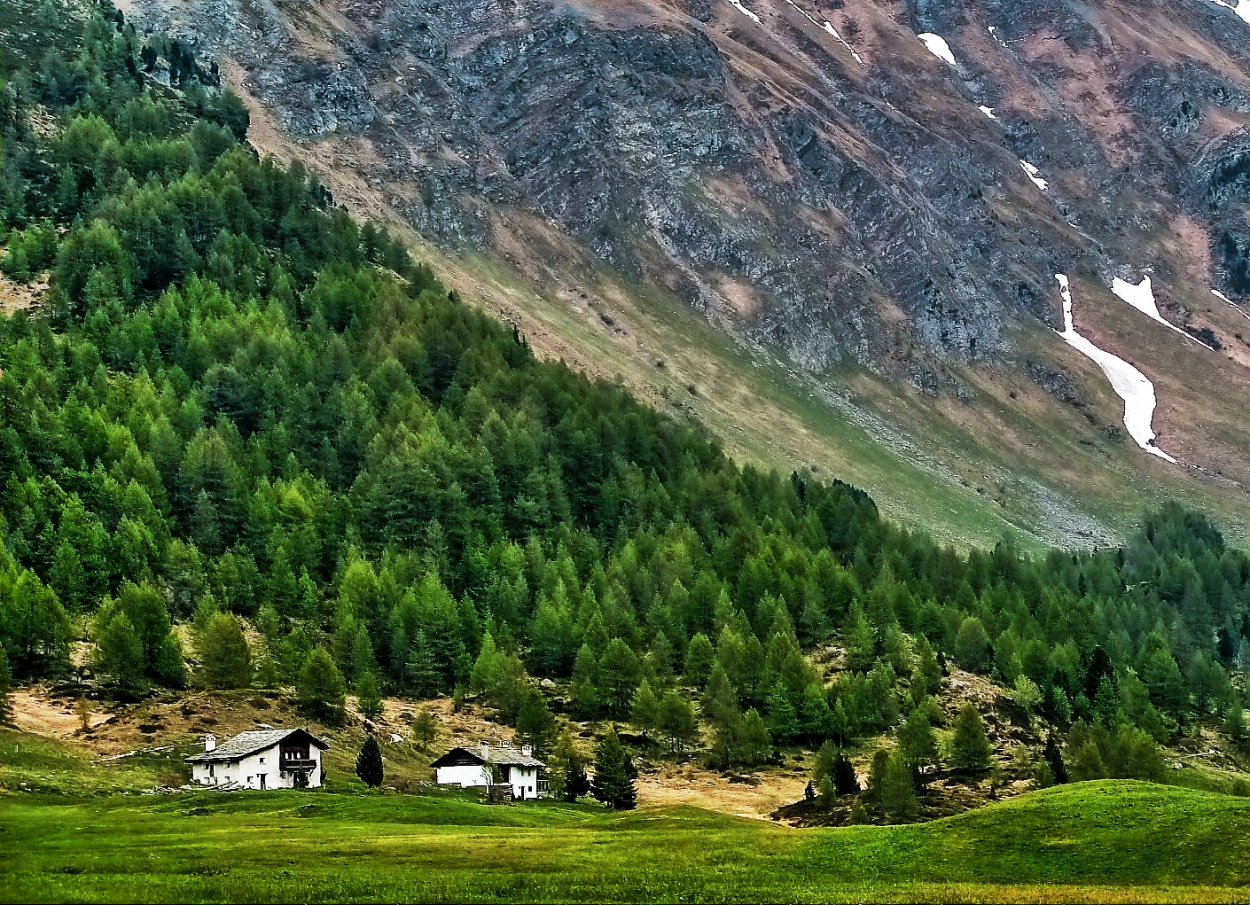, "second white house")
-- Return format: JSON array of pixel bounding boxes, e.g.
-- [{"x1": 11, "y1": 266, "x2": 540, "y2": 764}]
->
[{"x1": 431, "y1": 741, "x2": 547, "y2": 799}]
